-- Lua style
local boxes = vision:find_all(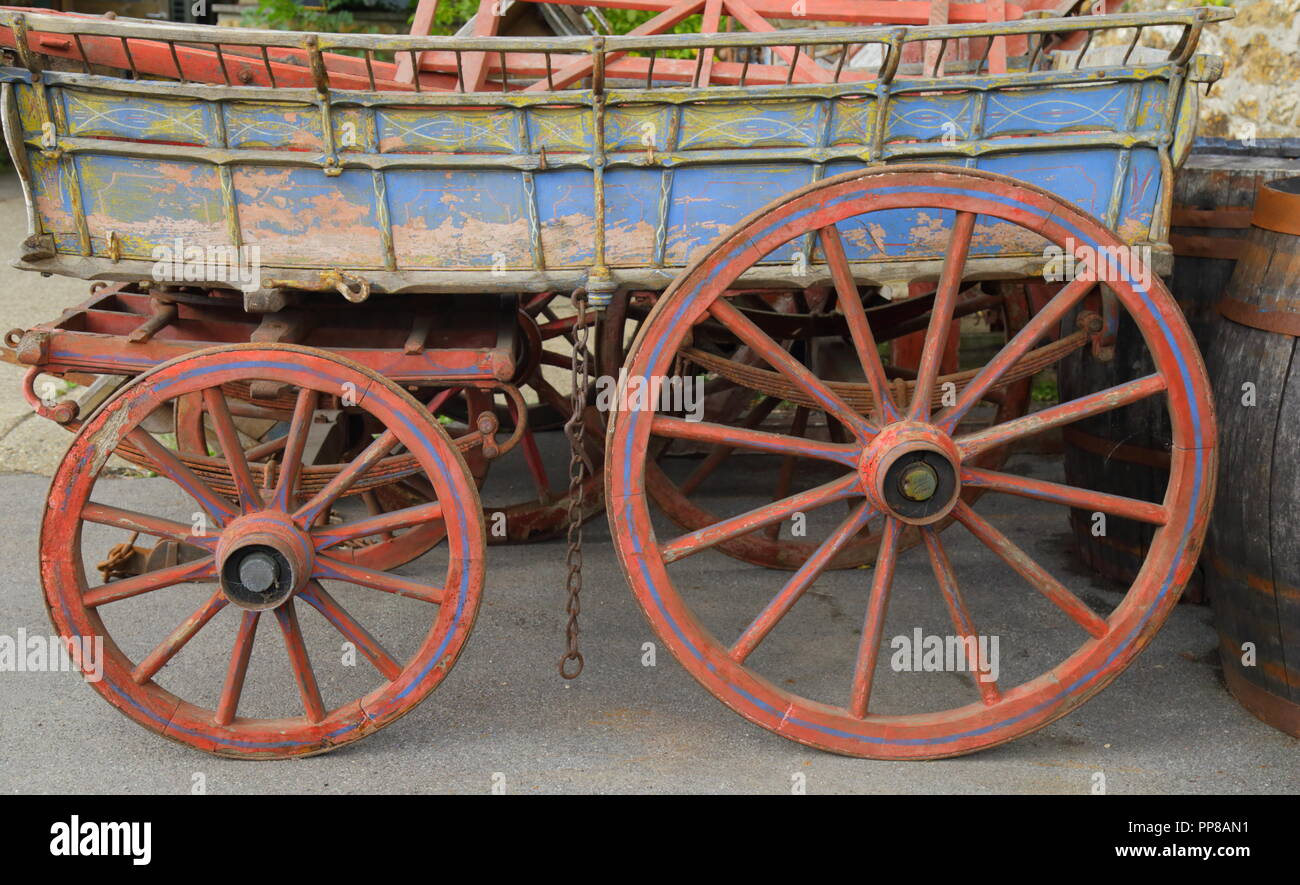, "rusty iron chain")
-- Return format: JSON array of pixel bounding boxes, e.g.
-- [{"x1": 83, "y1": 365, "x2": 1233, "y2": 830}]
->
[
  {"x1": 560, "y1": 289, "x2": 593, "y2": 679},
  {"x1": 96, "y1": 531, "x2": 140, "y2": 582}
]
